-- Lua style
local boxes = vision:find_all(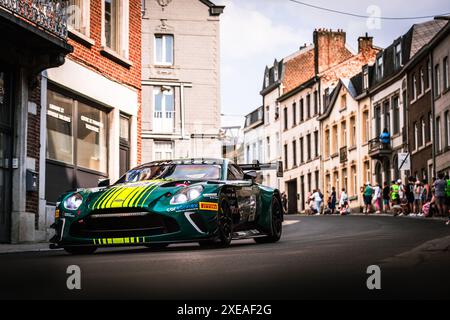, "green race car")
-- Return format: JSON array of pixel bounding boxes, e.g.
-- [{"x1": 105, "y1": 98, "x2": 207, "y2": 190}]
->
[{"x1": 50, "y1": 158, "x2": 283, "y2": 254}]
